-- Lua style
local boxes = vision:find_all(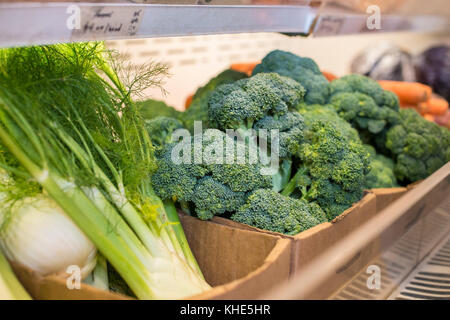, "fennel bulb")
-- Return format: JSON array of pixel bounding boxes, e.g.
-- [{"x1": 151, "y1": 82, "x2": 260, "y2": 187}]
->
[
  {"x1": 0, "y1": 196, "x2": 97, "y2": 279},
  {"x1": 0, "y1": 43, "x2": 210, "y2": 299}
]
